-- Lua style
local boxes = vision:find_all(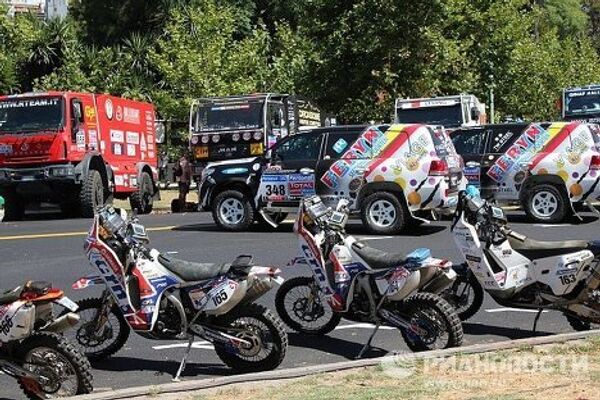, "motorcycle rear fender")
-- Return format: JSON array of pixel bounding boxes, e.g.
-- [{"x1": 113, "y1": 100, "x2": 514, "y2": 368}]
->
[
  {"x1": 72, "y1": 275, "x2": 104, "y2": 290},
  {"x1": 203, "y1": 279, "x2": 248, "y2": 316}
]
